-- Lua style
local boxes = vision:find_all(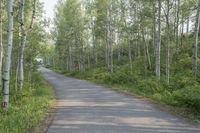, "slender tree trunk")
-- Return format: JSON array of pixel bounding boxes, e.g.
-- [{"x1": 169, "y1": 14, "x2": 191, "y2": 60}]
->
[
  {"x1": 68, "y1": 45, "x2": 72, "y2": 71},
  {"x1": 86, "y1": 36, "x2": 90, "y2": 68},
  {"x1": 17, "y1": 0, "x2": 25, "y2": 89},
  {"x1": 128, "y1": 38, "x2": 133, "y2": 71},
  {"x1": 137, "y1": 32, "x2": 141, "y2": 58},
  {"x1": 153, "y1": 0, "x2": 157, "y2": 57},
  {"x1": 106, "y1": 17, "x2": 110, "y2": 71},
  {"x1": 2, "y1": 0, "x2": 14, "y2": 110},
  {"x1": 123, "y1": 11, "x2": 132, "y2": 71},
  {"x1": 180, "y1": 16, "x2": 184, "y2": 48},
  {"x1": 0, "y1": 0, "x2": 3, "y2": 87},
  {"x1": 107, "y1": 4, "x2": 113, "y2": 73},
  {"x1": 192, "y1": 0, "x2": 200, "y2": 76},
  {"x1": 156, "y1": 0, "x2": 161, "y2": 82},
  {"x1": 28, "y1": 58, "x2": 33, "y2": 88},
  {"x1": 165, "y1": 0, "x2": 171, "y2": 84},
  {"x1": 135, "y1": 38, "x2": 138, "y2": 57},
  {"x1": 17, "y1": 0, "x2": 36, "y2": 89},
  {"x1": 142, "y1": 28, "x2": 147, "y2": 79},
  {"x1": 176, "y1": 0, "x2": 180, "y2": 51},
  {"x1": 117, "y1": 42, "x2": 121, "y2": 61},
  {"x1": 117, "y1": 31, "x2": 121, "y2": 61},
  {"x1": 105, "y1": 31, "x2": 109, "y2": 69},
  {"x1": 15, "y1": 62, "x2": 19, "y2": 89},
  {"x1": 79, "y1": 39, "x2": 83, "y2": 71},
  {"x1": 146, "y1": 38, "x2": 152, "y2": 69},
  {"x1": 92, "y1": 30, "x2": 98, "y2": 66},
  {"x1": 142, "y1": 27, "x2": 152, "y2": 74},
  {"x1": 174, "y1": 0, "x2": 177, "y2": 38},
  {"x1": 87, "y1": 51, "x2": 90, "y2": 68},
  {"x1": 187, "y1": 16, "x2": 190, "y2": 33},
  {"x1": 18, "y1": 34, "x2": 26, "y2": 89}
]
